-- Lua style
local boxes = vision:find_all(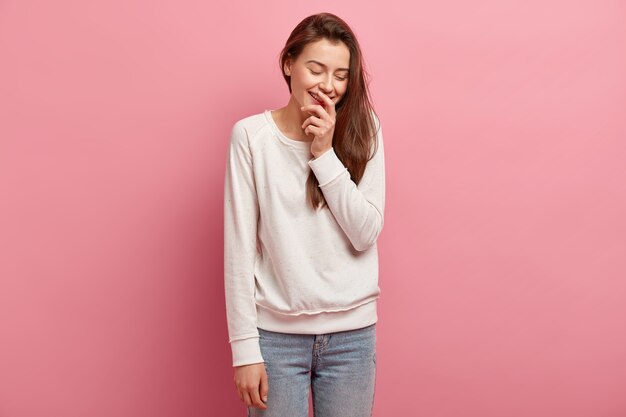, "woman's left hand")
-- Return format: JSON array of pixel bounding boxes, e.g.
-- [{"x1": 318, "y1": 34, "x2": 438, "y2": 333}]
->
[{"x1": 301, "y1": 91, "x2": 336, "y2": 158}]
